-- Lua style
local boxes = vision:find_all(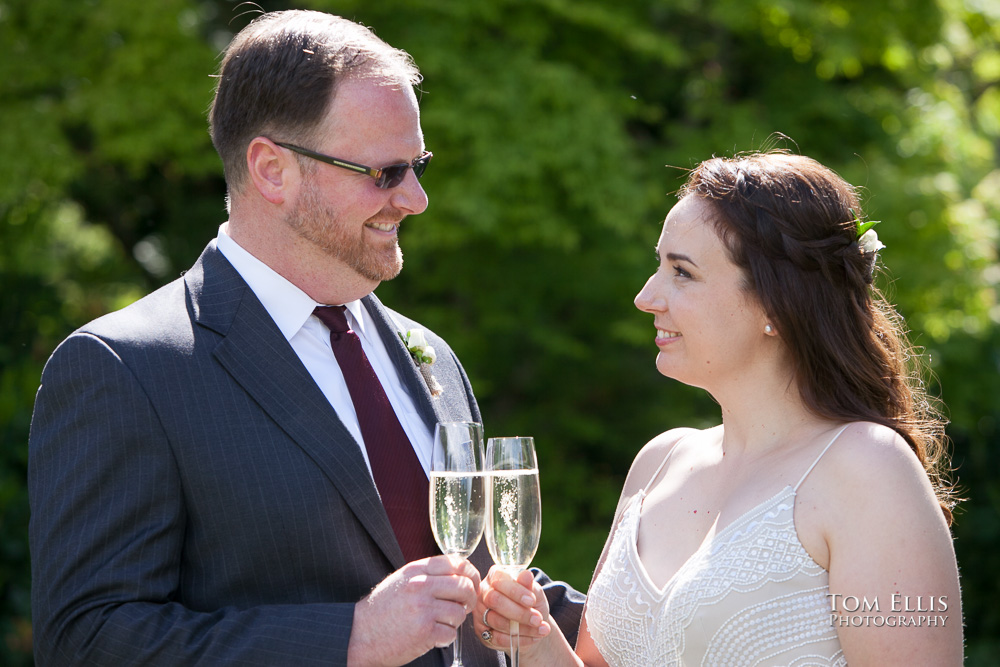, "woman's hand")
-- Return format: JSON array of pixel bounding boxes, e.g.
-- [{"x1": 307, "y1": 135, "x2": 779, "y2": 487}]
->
[{"x1": 473, "y1": 566, "x2": 552, "y2": 654}]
